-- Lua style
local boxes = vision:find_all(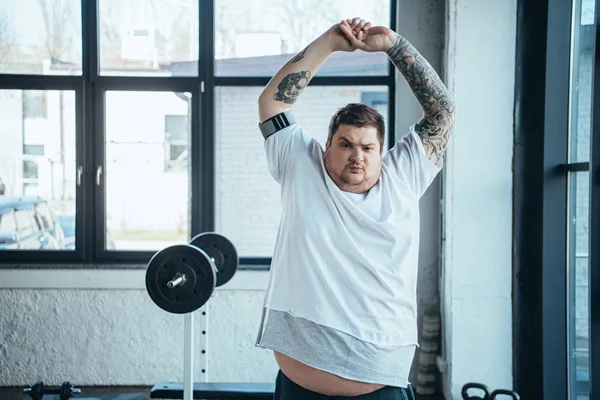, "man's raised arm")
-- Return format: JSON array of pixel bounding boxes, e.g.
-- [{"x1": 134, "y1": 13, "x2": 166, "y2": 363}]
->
[
  {"x1": 386, "y1": 35, "x2": 456, "y2": 164},
  {"x1": 258, "y1": 23, "x2": 361, "y2": 124},
  {"x1": 339, "y1": 19, "x2": 456, "y2": 164}
]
